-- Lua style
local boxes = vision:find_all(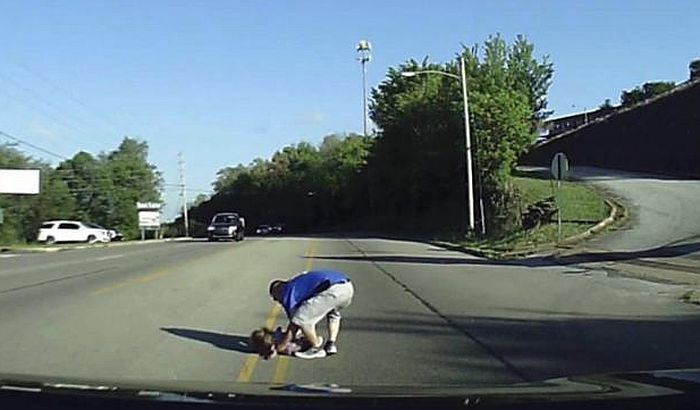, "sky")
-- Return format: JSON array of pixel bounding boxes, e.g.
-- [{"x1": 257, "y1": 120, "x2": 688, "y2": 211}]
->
[{"x1": 0, "y1": 0, "x2": 698, "y2": 220}]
